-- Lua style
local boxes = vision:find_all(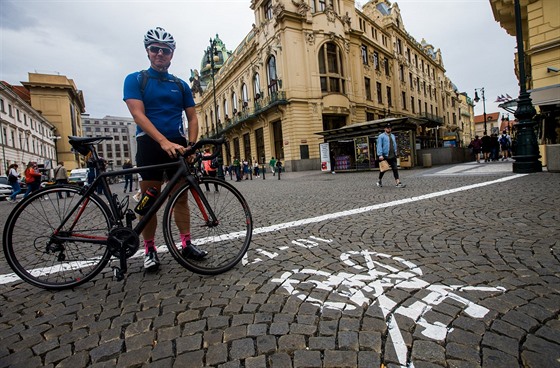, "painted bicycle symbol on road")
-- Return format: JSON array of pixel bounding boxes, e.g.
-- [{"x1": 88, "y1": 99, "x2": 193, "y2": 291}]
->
[{"x1": 272, "y1": 250, "x2": 505, "y2": 367}]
